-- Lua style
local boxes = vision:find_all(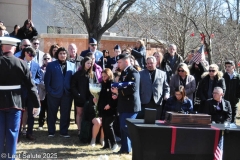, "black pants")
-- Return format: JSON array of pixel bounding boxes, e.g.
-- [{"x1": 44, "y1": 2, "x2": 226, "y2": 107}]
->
[
  {"x1": 38, "y1": 96, "x2": 48, "y2": 127},
  {"x1": 102, "y1": 116, "x2": 116, "y2": 148},
  {"x1": 230, "y1": 102, "x2": 237, "y2": 123}
]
